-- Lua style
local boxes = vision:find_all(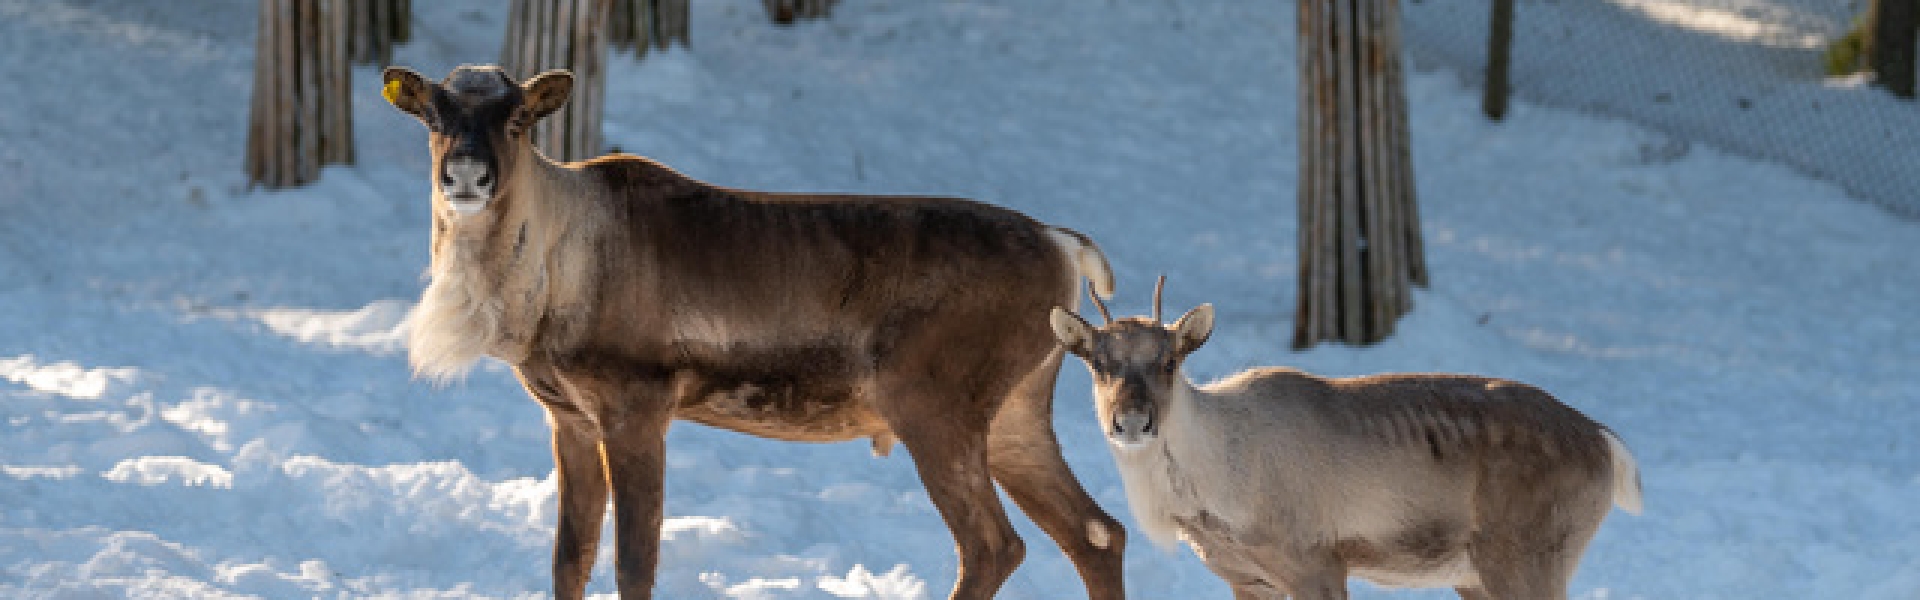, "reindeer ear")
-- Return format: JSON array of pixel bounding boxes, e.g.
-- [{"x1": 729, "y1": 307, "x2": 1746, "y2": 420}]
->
[
  {"x1": 516, "y1": 69, "x2": 573, "y2": 129},
  {"x1": 1172, "y1": 304, "x2": 1214, "y2": 356},
  {"x1": 1050, "y1": 308, "x2": 1094, "y2": 356},
  {"x1": 382, "y1": 67, "x2": 434, "y2": 123}
]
